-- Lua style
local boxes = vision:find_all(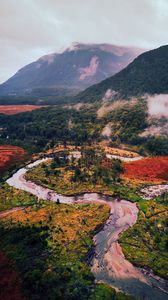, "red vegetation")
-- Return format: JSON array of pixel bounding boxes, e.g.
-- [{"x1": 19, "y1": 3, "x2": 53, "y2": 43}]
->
[
  {"x1": 0, "y1": 145, "x2": 26, "y2": 175},
  {"x1": 0, "y1": 105, "x2": 47, "y2": 115},
  {"x1": 123, "y1": 157, "x2": 168, "y2": 183},
  {"x1": 0, "y1": 252, "x2": 24, "y2": 300}
]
